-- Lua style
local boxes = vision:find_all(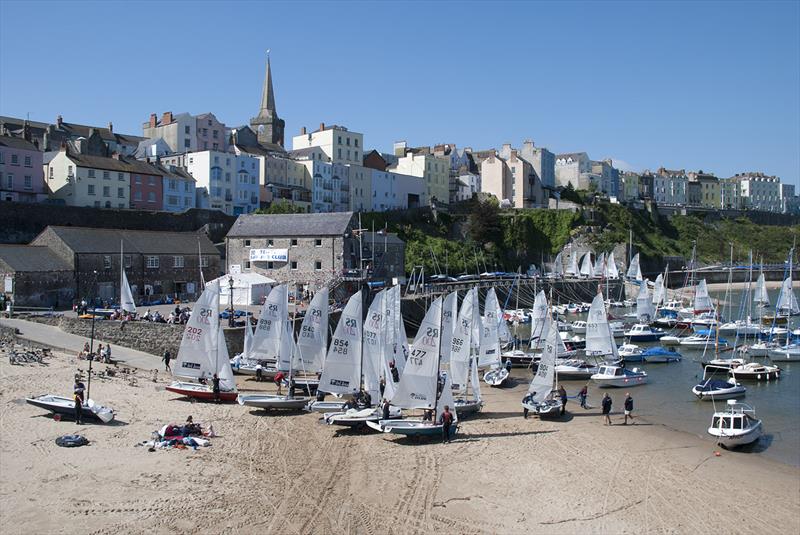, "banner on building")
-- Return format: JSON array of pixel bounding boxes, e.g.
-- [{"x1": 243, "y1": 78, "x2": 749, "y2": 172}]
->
[{"x1": 249, "y1": 249, "x2": 289, "y2": 262}]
